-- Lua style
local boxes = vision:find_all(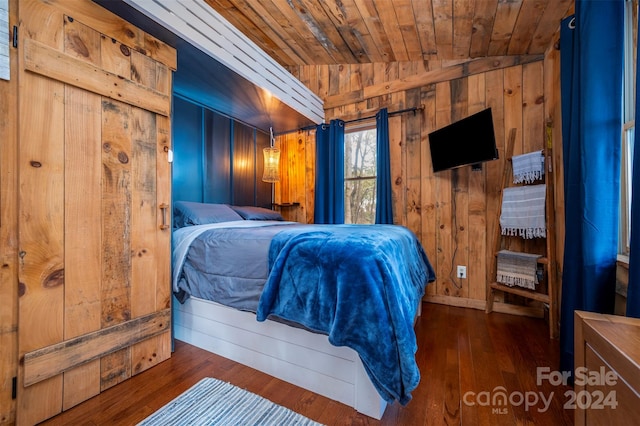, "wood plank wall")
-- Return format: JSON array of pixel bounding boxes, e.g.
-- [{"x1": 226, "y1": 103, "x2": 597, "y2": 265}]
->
[
  {"x1": 0, "y1": 1, "x2": 18, "y2": 423},
  {"x1": 2, "y1": 1, "x2": 175, "y2": 424},
  {"x1": 279, "y1": 50, "x2": 565, "y2": 315}
]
